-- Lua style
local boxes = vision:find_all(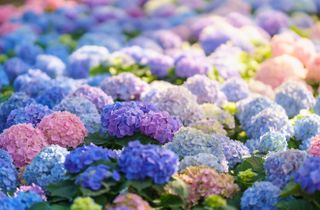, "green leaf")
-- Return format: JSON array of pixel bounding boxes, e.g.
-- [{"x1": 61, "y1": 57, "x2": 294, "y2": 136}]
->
[
  {"x1": 47, "y1": 180, "x2": 78, "y2": 200},
  {"x1": 165, "y1": 178, "x2": 189, "y2": 199},
  {"x1": 50, "y1": 204, "x2": 71, "y2": 210},
  {"x1": 277, "y1": 199, "x2": 315, "y2": 210},
  {"x1": 126, "y1": 180, "x2": 153, "y2": 192},
  {"x1": 280, "y1": 181, "x2": 301, "y2": 197},
  {"x1": 80, "y1": 183, "x2": 110, "y2": 197},
  {"x1": 160, "y1": 194, "x2": 184, "y2": 208},
  {"x1": 29, "y1": 202, "x2": 51, "y2": 210}
]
